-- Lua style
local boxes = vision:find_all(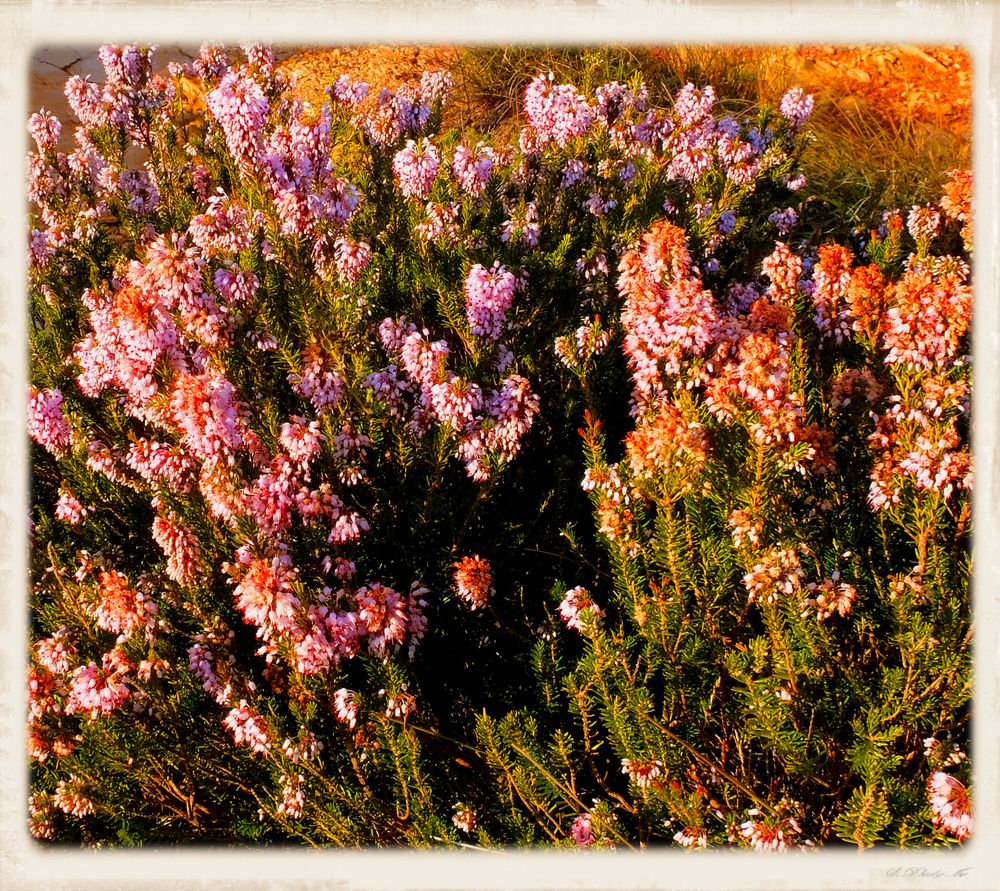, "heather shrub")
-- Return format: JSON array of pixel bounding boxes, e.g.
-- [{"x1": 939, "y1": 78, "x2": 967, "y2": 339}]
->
[{"x1": 27, "y1": 44, "x2": 970, "y2": 848}]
